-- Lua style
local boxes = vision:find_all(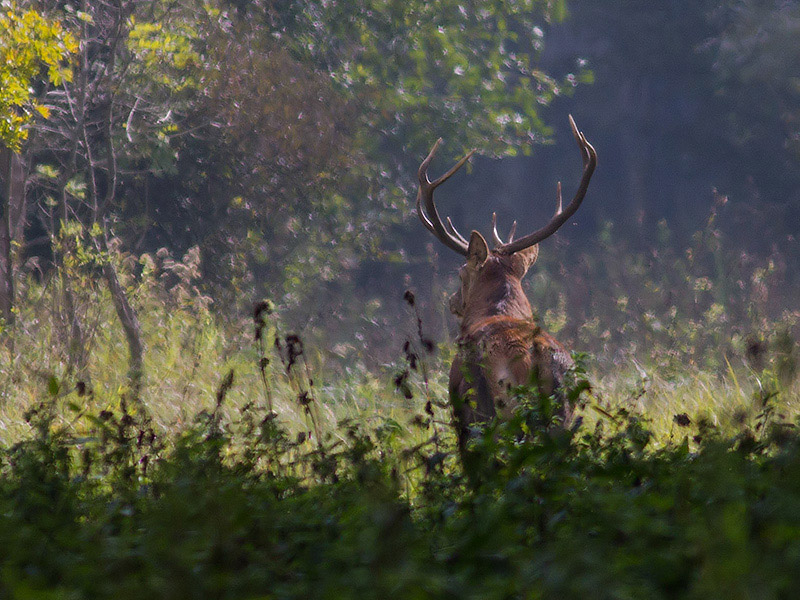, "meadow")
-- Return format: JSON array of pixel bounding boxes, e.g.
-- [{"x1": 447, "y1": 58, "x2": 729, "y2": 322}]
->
[
  {"x1": 0, "y1": 222, "x2": 798, "y2": 597},
  {"x1": 1, "y1": 215, "x2": 795, "y2": 447}
]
